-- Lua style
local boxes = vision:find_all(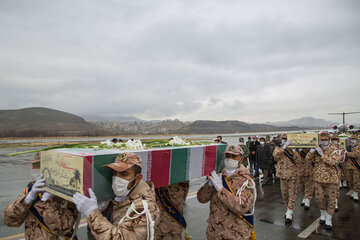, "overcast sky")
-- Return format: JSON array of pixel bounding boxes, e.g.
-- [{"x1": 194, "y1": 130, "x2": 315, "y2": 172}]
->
[{"x1": 0, "y1": 0, "x2": 359, "y2": 123}]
